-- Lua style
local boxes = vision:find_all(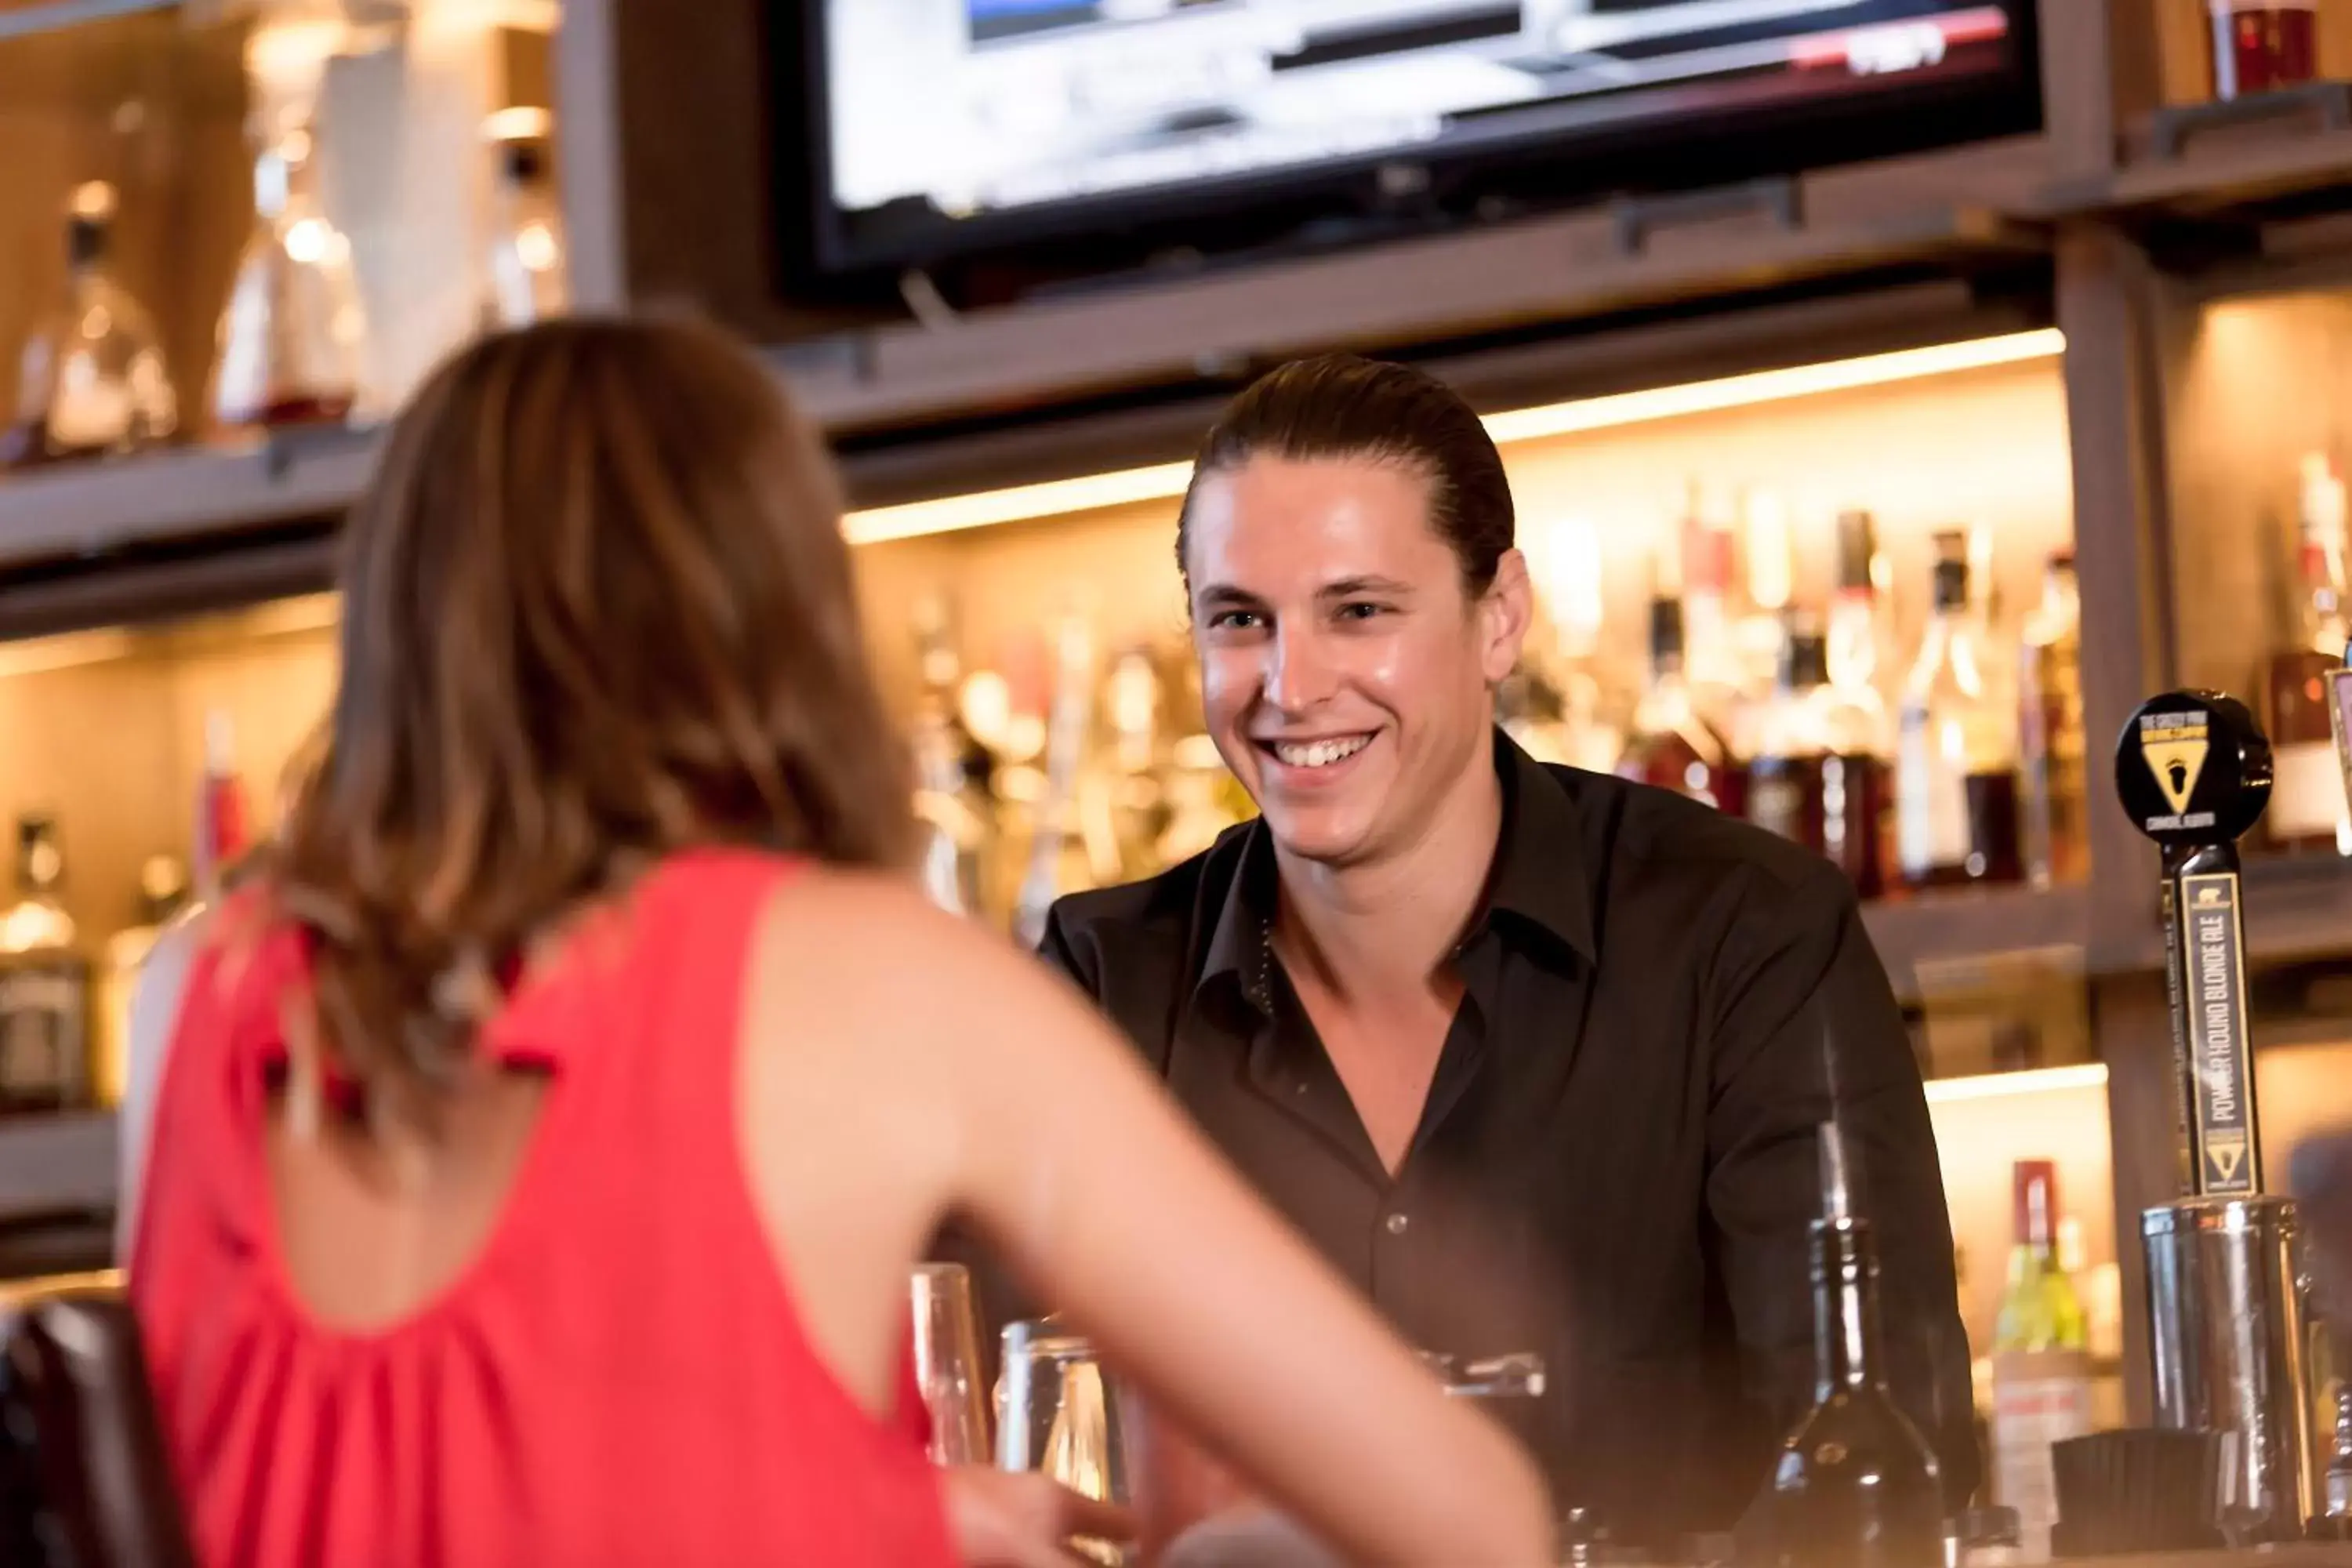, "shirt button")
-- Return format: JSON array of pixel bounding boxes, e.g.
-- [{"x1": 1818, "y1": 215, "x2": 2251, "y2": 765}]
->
[{"x1": 1385, "y1": 1212, "x2": 1410, "y2": 1236}]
